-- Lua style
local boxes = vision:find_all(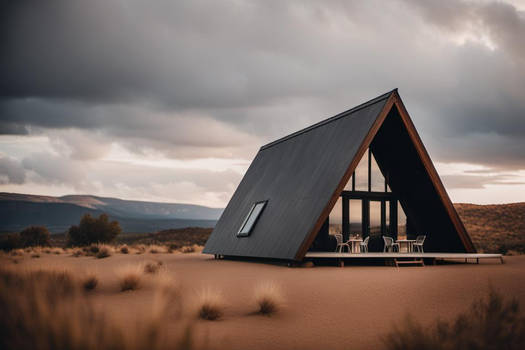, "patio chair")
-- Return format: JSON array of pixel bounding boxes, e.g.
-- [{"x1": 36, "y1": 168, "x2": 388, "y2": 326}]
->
[
  {"x1": 413, "y1": 235, "x2": 426, "y2": 253},
  {"x1": 383, "y1": 236, "x2": 400, "y2": 252},
  {"x1": 334, "y1": 233, "x2": 350, "y2": 253},
  {"x1": 359, "y1": 236, "x2": 370, "y2": 253}
]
